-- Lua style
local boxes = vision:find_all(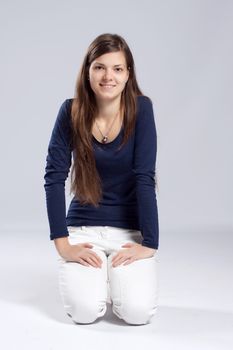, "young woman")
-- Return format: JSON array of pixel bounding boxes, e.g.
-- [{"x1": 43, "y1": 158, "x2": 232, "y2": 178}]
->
[{"x1": 44, "y1": 33, "x2": 160, "y2": 325}]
